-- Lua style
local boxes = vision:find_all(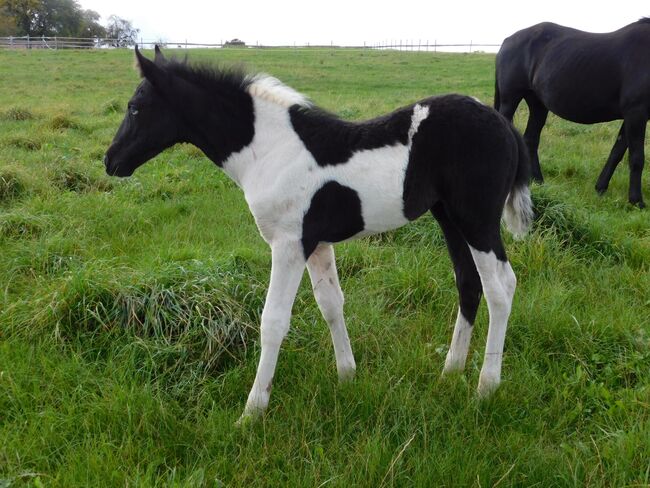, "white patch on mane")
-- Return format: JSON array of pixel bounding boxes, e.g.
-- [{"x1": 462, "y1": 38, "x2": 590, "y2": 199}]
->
[{"x1": 246, "y1": 74, "x2": 311, "y2": 108}]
